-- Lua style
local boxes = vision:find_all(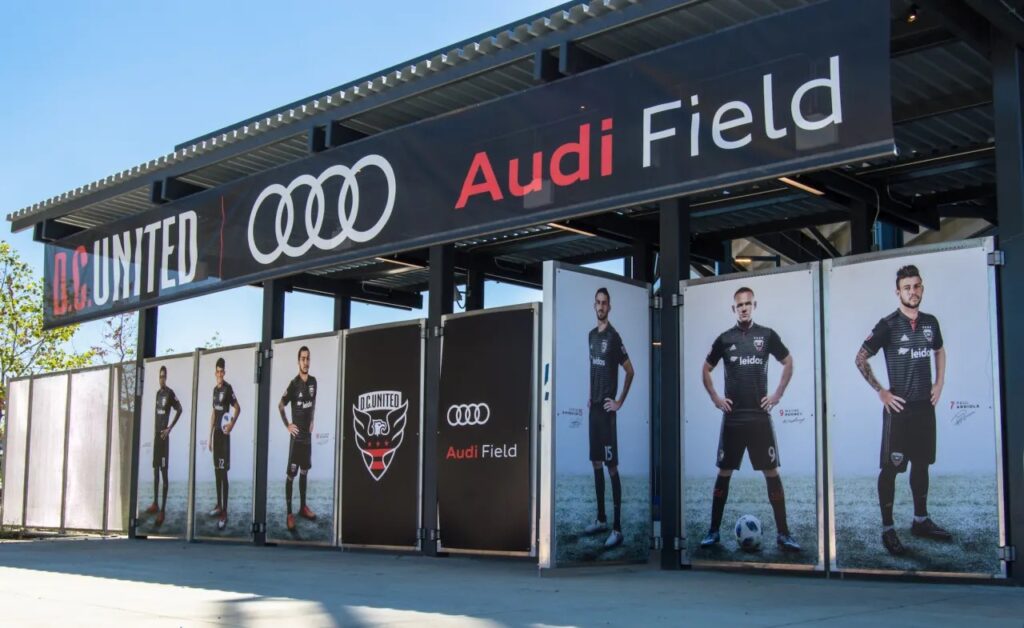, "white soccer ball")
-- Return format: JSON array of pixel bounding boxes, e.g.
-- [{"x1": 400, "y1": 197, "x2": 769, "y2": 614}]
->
[
  {"x1": 735, "y1": 514, "x2": 762, "y2": 551},
  {"x1": 221, "y1": 412, "x2": 232, "y2": 433}
]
